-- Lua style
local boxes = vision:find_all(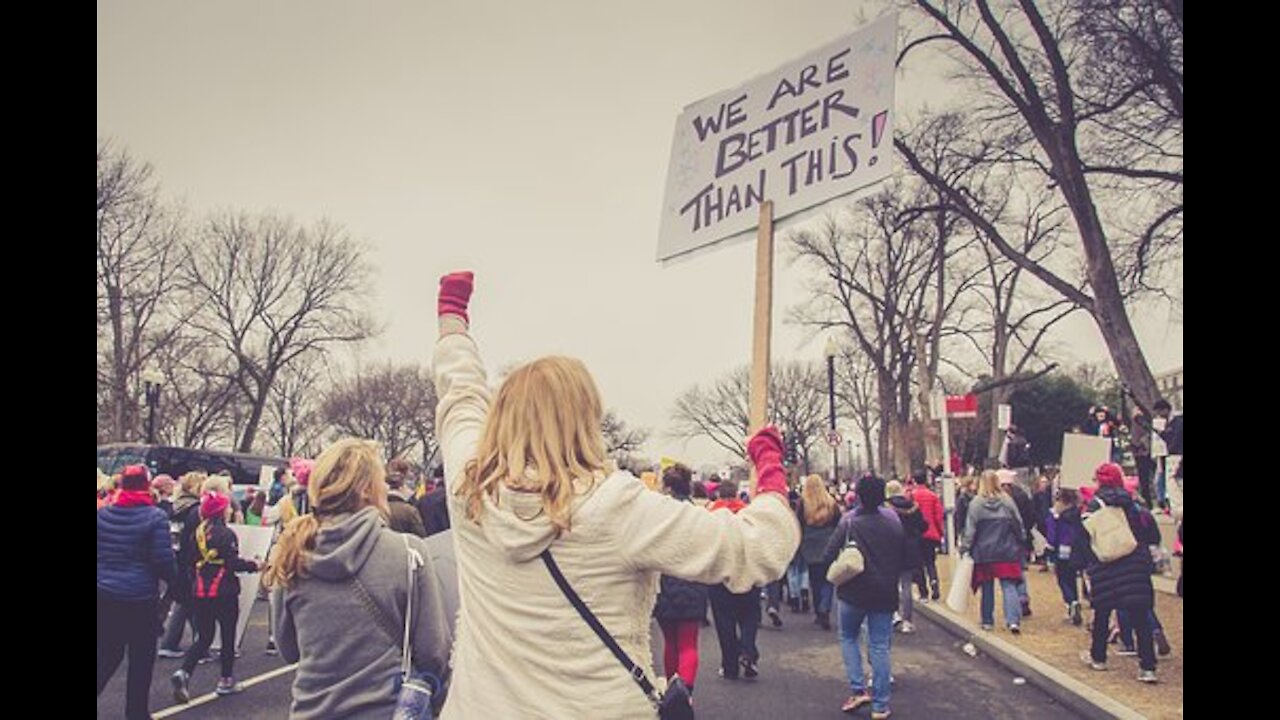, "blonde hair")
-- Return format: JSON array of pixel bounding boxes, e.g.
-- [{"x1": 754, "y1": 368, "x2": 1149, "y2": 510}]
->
[
  {"x1": 977, "y1": 470, "x2": 1005, "y2": 499},
  {"x1": 459, "y1": 356, "x2": 608, "y2": 534},
  {"x1": 201, "y1": 474, "x2": 231, "y2": 495},
  {"x1": 801, "y1": 474, "x2": 837, "y2": 526},
  {"x1": 886, "y1": 480, "x2": 903, "y2": 497},
  {"x1": 180, "y1": 471, "x2": 207, "y2": 495},
  {"x1": 263, "y1": 438, "x2": 389, "y2": 589}
]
